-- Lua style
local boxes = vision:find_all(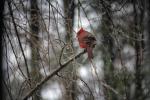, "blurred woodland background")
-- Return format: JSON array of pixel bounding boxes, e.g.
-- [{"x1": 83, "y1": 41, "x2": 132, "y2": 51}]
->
[{"x1": 1, "y1": 0, "x2": 150, "y2": 100}]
